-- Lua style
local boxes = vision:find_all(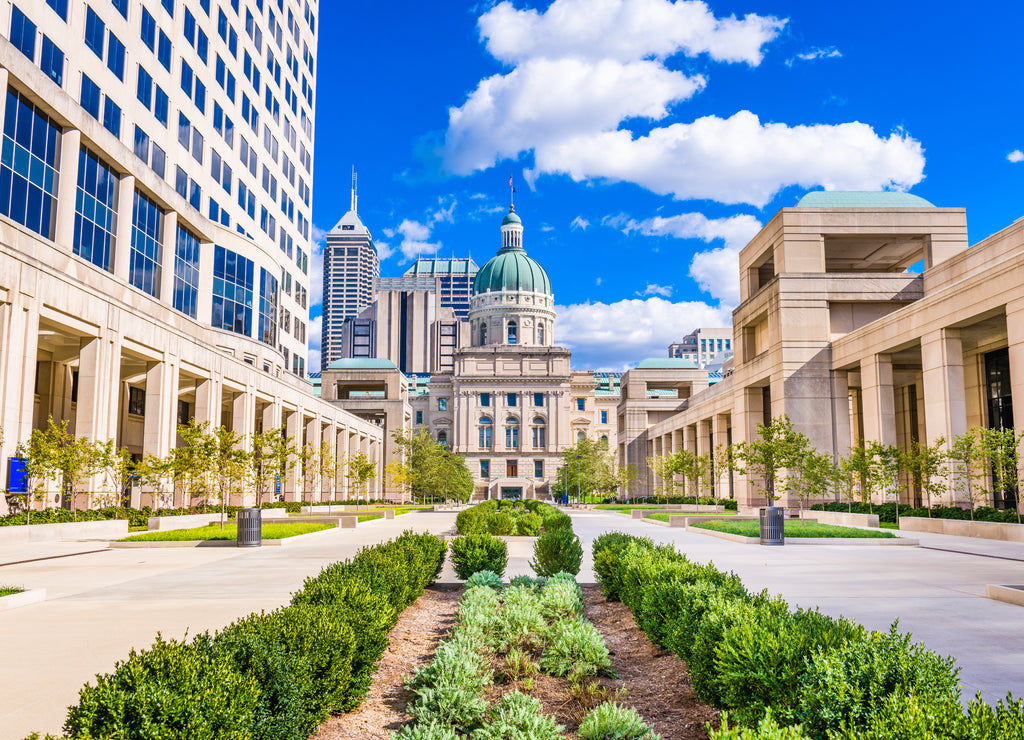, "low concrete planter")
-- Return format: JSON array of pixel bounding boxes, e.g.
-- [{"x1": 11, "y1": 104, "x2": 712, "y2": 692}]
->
[
  {"x1": 0, "y1": 519, "x2": 129, "y2": 544},
  {"x1": 630, "y1": 506, "x2": 727, "y2": 520},
  {"x1": 899, "y1": 517, "x2": 1024, "y2": 542},
  {"x1": 686, "y1": 525, "x2": 917, "y2": 546},
  {"x1": 811, "y1": 510, "x2": 880, "y2": 528},
  {"x1": 111, "y1": 526, "x2": 342, "y2": 549},
  {"x1": 669, "y1": 515, "x2": 758, "y2": 527},
  {"x1": 147, "y1": 514, "x2": 219, "y2": 531},
  {"x1": 0, "y1": 588, "x2": 46, "y2": 611},
  {"x1": 986, "y1": 584, "x2": 1024, "y2": 607}
]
